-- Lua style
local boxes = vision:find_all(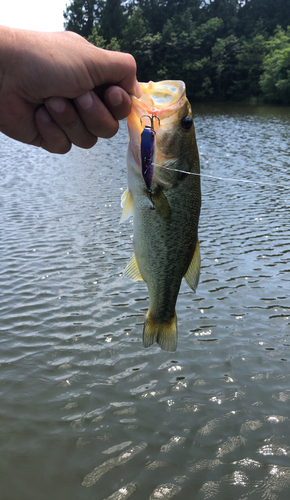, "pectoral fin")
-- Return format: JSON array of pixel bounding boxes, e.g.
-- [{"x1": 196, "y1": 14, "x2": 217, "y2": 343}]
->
[
  {"x1": 123, "y1": 253, "x2": 144, "y2": 281},
  {"x1": 184, "y1": 239, "x2": 200, "y2": 292},
  {"x1": 119, "y1": 189, "x2": 134, "y2": 223},
  {"x1": 150, "y1": 190, "x2": 171, "y2": 220}
]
